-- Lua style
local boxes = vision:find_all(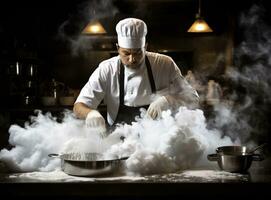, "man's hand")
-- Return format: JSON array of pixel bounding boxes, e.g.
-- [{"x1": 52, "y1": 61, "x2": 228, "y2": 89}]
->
[
  {"x1": 147, "y1": 96, "x2": 169, "y2": 119},
  {"x1": 86, "y1": 110, "x2": 106, "y2": 136}
]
